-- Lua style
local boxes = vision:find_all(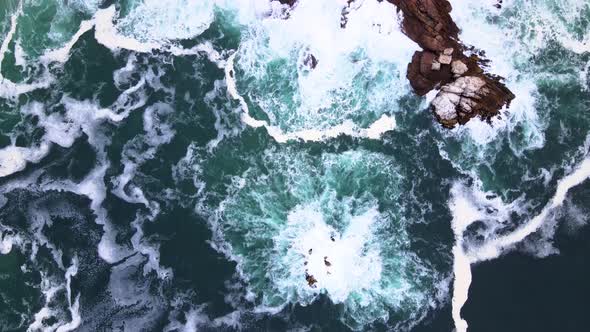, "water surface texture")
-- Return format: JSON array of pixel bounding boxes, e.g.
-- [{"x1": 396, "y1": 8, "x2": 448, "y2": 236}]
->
[{"x1": 0, "y1": 1, "x2": 589, "y2": 331}]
